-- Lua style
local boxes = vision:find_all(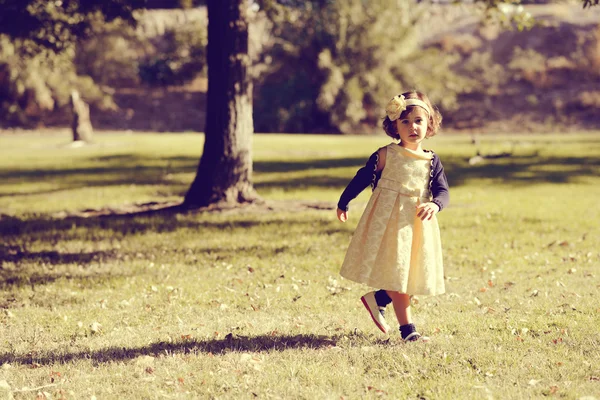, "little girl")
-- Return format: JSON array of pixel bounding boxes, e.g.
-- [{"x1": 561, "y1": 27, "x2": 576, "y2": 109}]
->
[{"x1": 336, "y1": 91, "x2": 449, "y2": 342}]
